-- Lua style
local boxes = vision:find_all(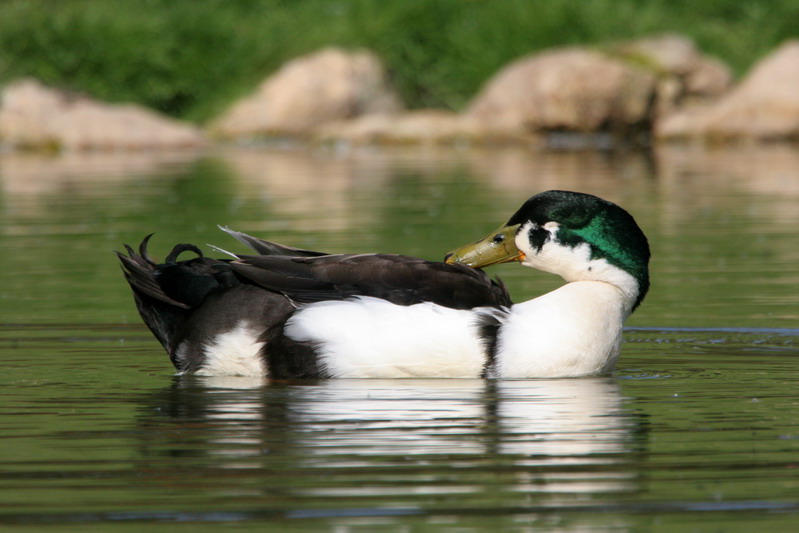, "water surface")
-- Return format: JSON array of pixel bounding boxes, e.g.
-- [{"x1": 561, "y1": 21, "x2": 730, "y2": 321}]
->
[{"x1": 1, "y1": 145, "x2": 797, "y2": 530}]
